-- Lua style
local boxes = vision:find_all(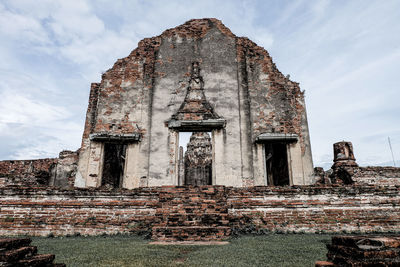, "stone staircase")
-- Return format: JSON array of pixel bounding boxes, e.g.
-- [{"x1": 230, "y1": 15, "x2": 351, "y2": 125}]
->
[
  {"x1": 151, "y1": 186, "x2": 231, "y2": 242},
  {"x1": 0, "y1": 238, "x2": 64, "y2": 267}
]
